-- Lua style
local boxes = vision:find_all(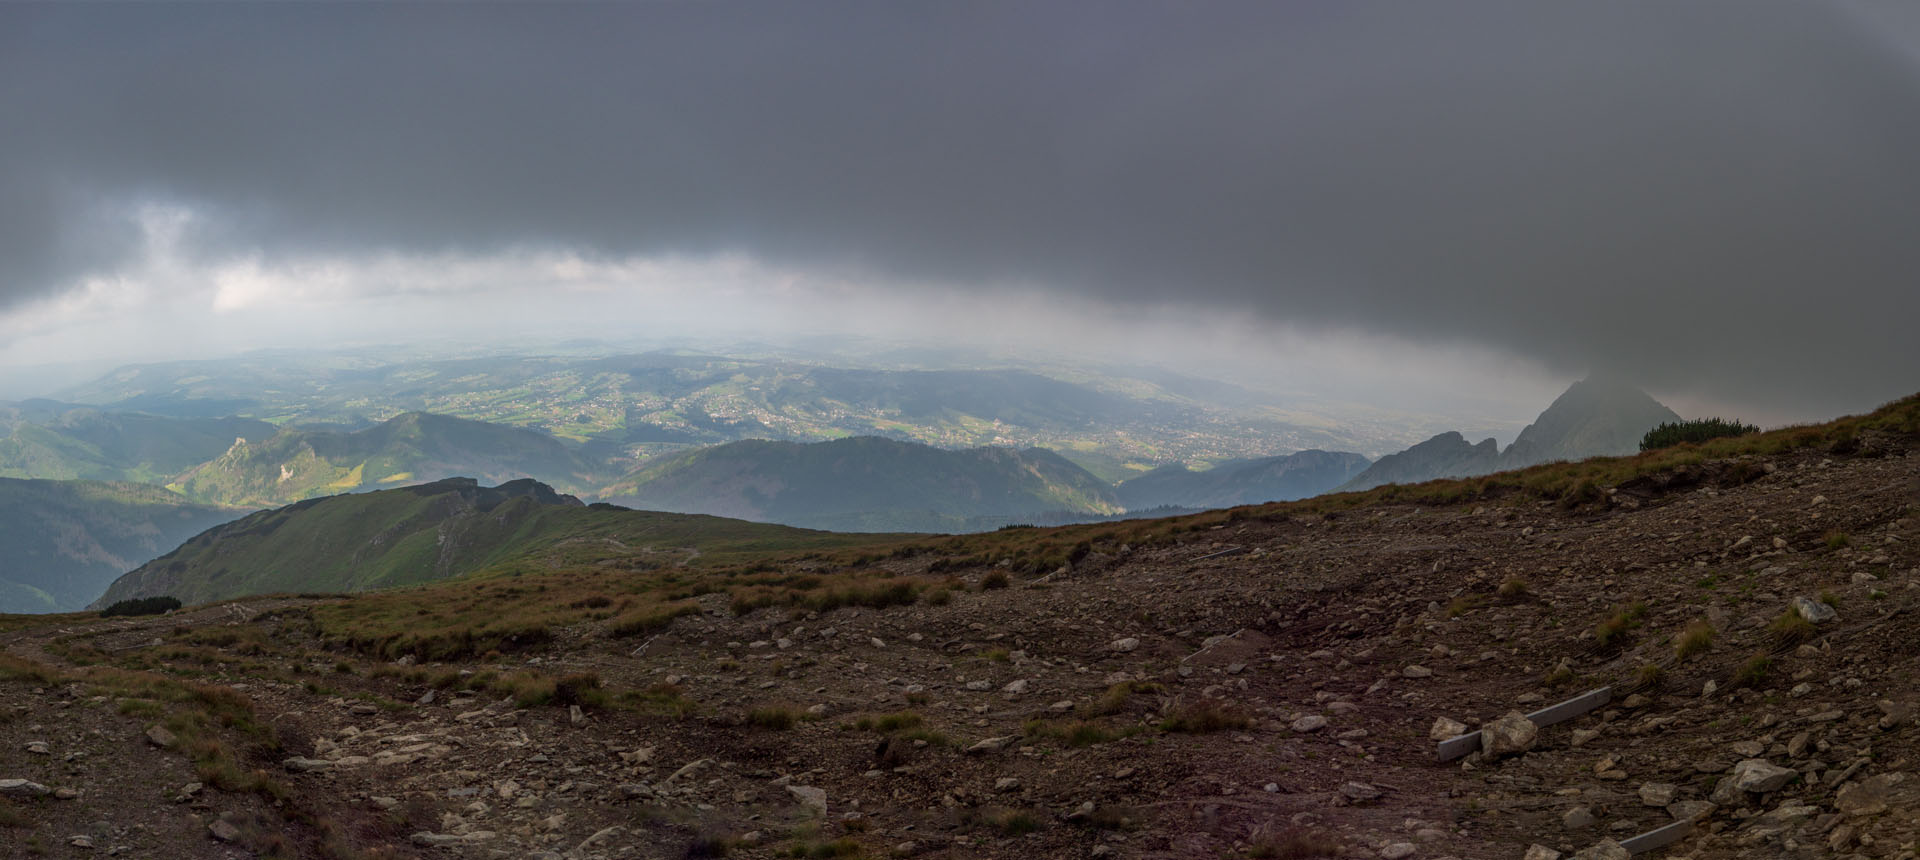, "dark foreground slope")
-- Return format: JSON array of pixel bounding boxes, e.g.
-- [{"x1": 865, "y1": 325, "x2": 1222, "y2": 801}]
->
[
  {"x1": 93, "y1": 477, "x2": 911, "y2": 608},
  {"x1": 0, "y1": 394, "x2": 1915, "y2": 860},
  {"x1": 0, "y1": 478, "x2": 241, "y2": 613},
  {"x1": 601, "y1": 435, "x2": 1124, "y2": 532}
]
